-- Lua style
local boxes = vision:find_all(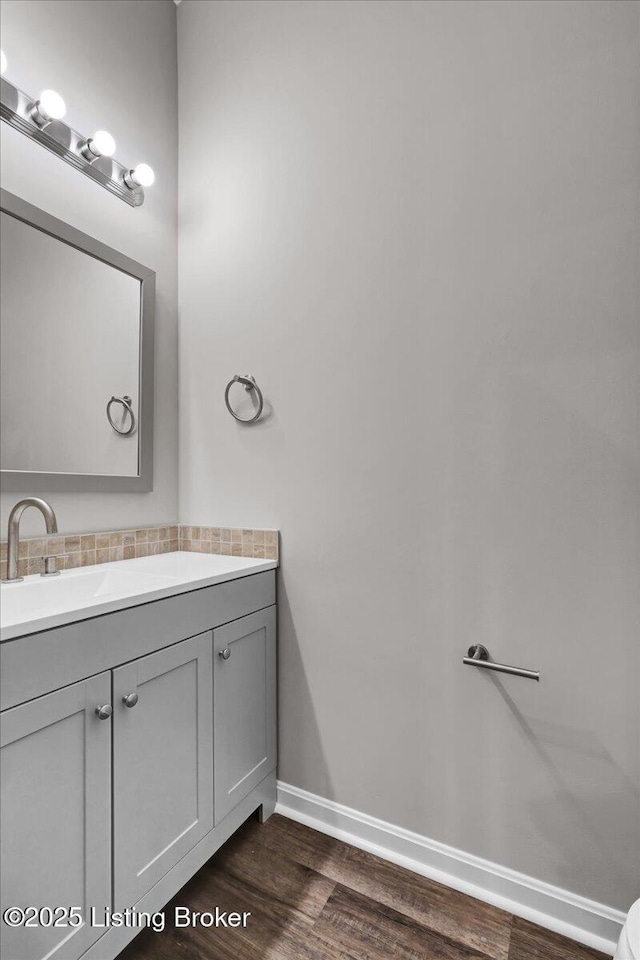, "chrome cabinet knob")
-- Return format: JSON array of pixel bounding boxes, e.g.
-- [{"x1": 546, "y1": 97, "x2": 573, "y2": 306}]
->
[
  {"x1": 219, "y1": 648, "x2": 231, "y2": 661},
  {"x1": 95, "y1": 704, "x2": 112, "y2": 720},
  {"x1": 122, "y1": 692, "x2": 139, "y2": 708}
]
